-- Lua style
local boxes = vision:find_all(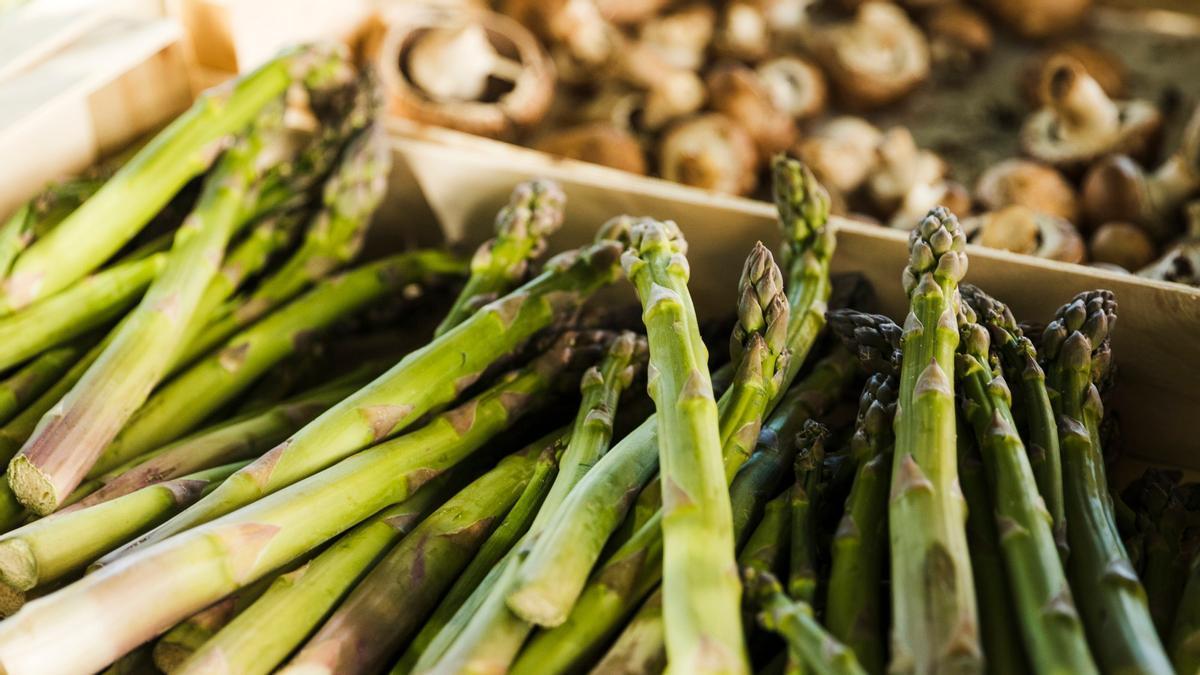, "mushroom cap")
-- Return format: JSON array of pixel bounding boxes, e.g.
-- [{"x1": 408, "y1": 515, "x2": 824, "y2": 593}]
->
[
  {"x1": 502, "y1": 0, "x2": 616, "y2": 65},
  {"x1": 976, "y1": 158, "x2": 1079, "y2": 223},
  {"x1": 1022, "y1": 42, "x2": 1126, "y2": 104},
  {"x1": 812, "y1": 2, "x2": 931, "y2": 111},
  {"x1": 796, "y1": 116, "x2": 883, "y2": 194},
  {"x1": 1020, "y1": 58, "x2": 1163, "y2": 166},
  {"x1": 1139, "y1": 239, "x2": 1200, "y2": 285},
  {"x1": 595, "y1": 0, "x2": 674, "y2": 25},
  {"x1": 868, "y1": 126, "x2": 947, "y2": 214},
  {"x1": 707, "y1": 63, "x2": 797, "y2": 156},
  {"x1": 962, "y1": 205, "x2": 1086, "y2": 262},
  {"x1": 615, "y1": 37, "x2": 707, "y2": 130},
  {"x1": 755, "y1": 56, "x2": 828, "y2": 120},
  {"x1": 1089, "y1": 221, "x2": 1157, "y2": 271},
  {"x1": 926, "y1": 4, "x2": 993, "y2": 64},
  {"x1": 1081, "y1": 155, "x2": 1151, "y2": 229},
  {"x1": 660, "y1": 113, "x2": 760, "y2": 195},
  {"x1": 533, "y1": 122, "x2": 648, "y2": 174},
  {"x1": 980, "y1": 0, "x2": 1093, "y2": 38},
  {"x1": 380, "y1": 7, "x2": 555, "y2": 138},
  {"x1": 408, "y1": 24, "x2": 505, "y2": 103},
  {"x1": 639, "y1": 3, "x2": 716, "y2": 72},
  {"x1": 717, "y1": 1, "x2": 771, "y2": 62}
]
